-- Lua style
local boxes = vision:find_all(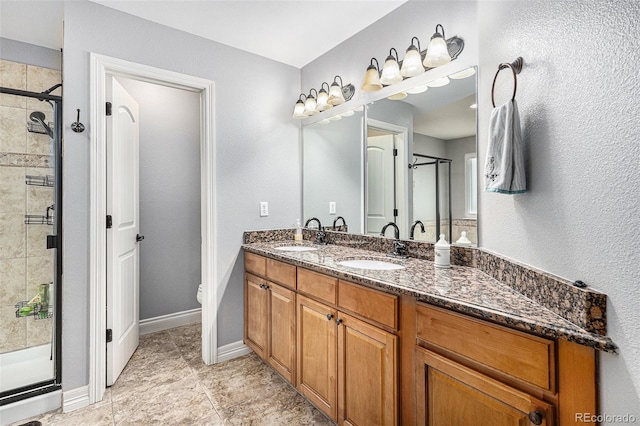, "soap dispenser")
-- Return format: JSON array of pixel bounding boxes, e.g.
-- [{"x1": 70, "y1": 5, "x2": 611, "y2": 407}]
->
[
  {"x1": 456, "y1": 231, "x2": 472, "y2": 247},
  {"x1": 294, "y1": 219, "x2": 303, "y2": 241},
  {"x1": 434, "y1": 234, "x2": 450, "y2": 269}
]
